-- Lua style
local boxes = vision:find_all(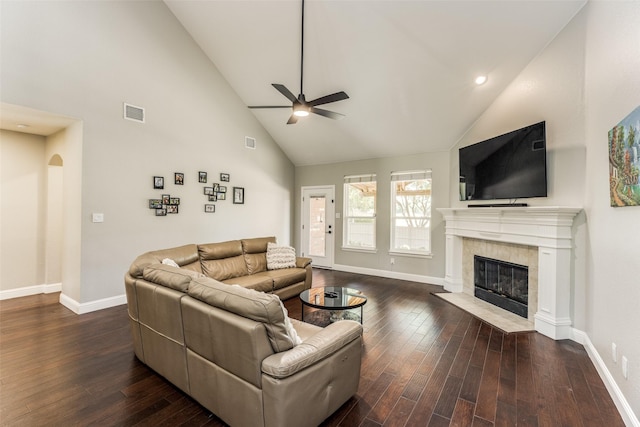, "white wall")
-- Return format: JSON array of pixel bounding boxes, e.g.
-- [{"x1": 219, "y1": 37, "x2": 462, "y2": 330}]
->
[
  {"x1": 295, "y1": 151, "x2": 450, "y2": 281},
  {"x1": 448, "y1": 2, "x2": 639, "y2": 421},
  {"x1": 1, "y1": 1, "x2": 295, "y2": 307},
  {"x1": 0, "y1": 130, "x2": 47, "y2": 291},
  {"x1": 583, "y1": 1, "x2": 640, "y2": 420},
  {"x1": 45, "y1": 132, "x2": 66, "y2": 286}
]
